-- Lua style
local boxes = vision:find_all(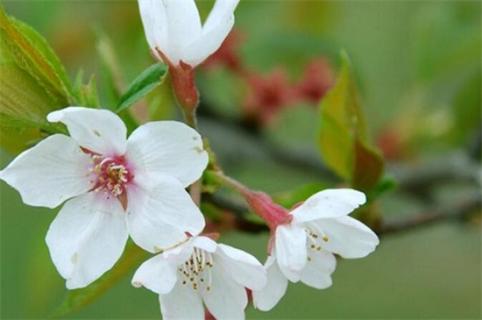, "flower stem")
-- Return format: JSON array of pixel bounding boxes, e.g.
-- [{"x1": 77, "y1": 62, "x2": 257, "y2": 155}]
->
[
  {"x1": 208, "y1": 170, "x2": 251, "y2": 196},
  {"x1": 208, "y1": 170, "x2": 292, "y2": 229},
  {"x1": 183, "y1": 109, "x2": 198, "y2": 129}
]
